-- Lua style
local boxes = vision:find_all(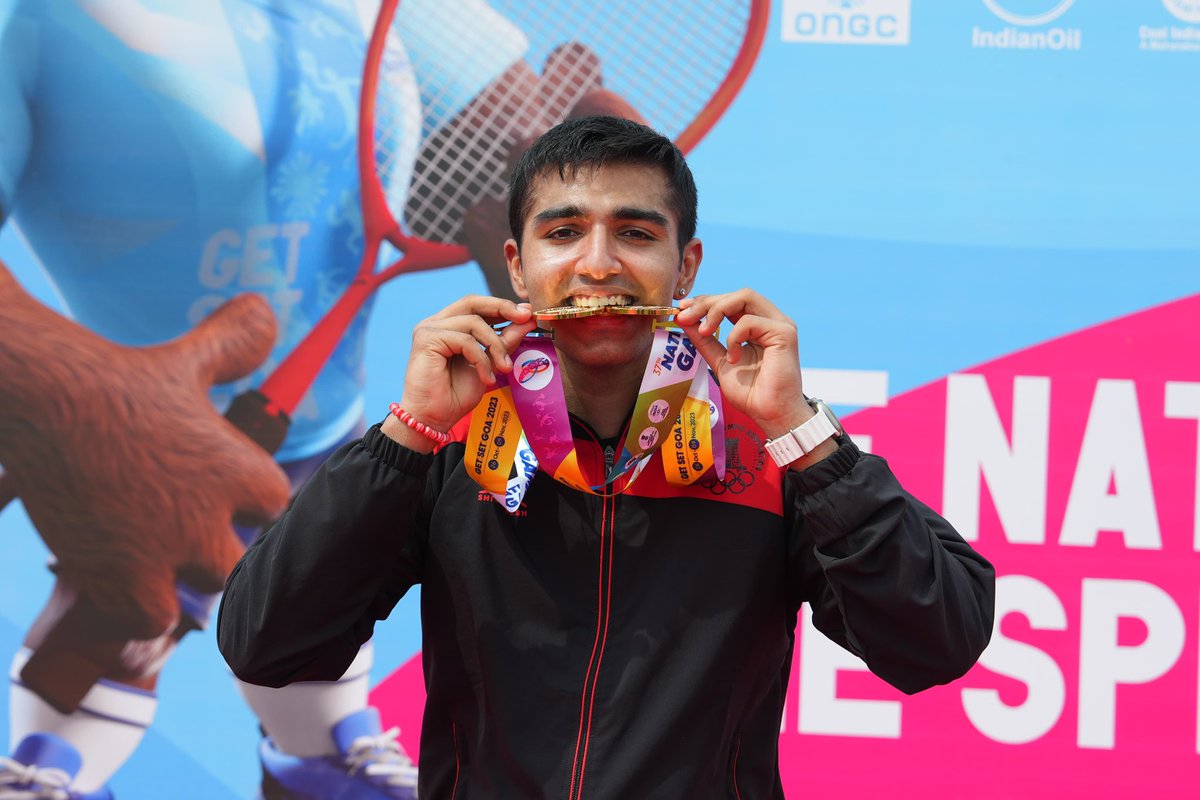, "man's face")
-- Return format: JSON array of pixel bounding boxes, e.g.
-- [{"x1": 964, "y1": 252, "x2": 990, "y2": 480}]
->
[{"x1": 504, "y1": 162, "x2": 701, "y2": 369}]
